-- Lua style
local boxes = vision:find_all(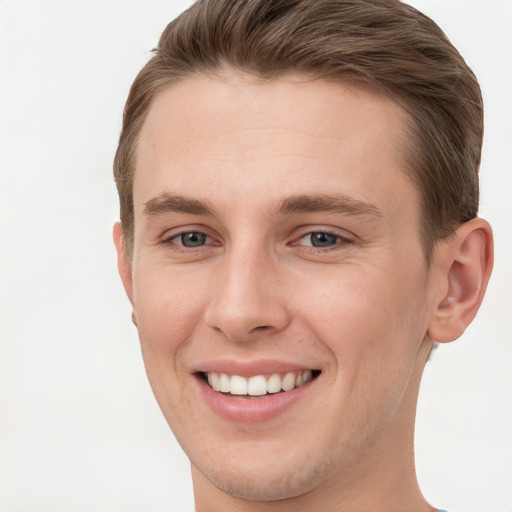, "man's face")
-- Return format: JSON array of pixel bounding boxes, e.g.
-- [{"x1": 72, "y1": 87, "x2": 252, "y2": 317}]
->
[{"x1": 122, "y1": 72, "x2": 437, "y2": 501}]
